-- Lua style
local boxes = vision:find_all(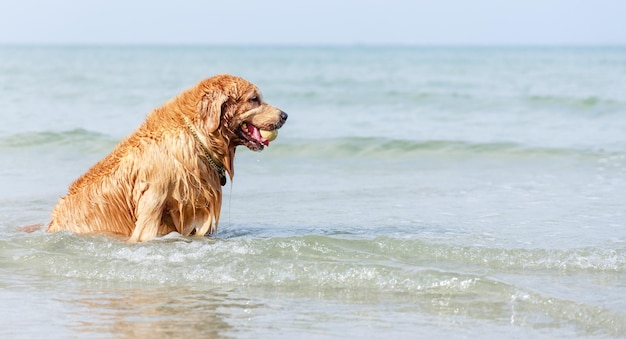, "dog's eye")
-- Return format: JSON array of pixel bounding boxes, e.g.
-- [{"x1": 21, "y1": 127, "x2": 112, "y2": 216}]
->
[{"x1": 250, "y1": 96, "x2": 259, "y2": 103}]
